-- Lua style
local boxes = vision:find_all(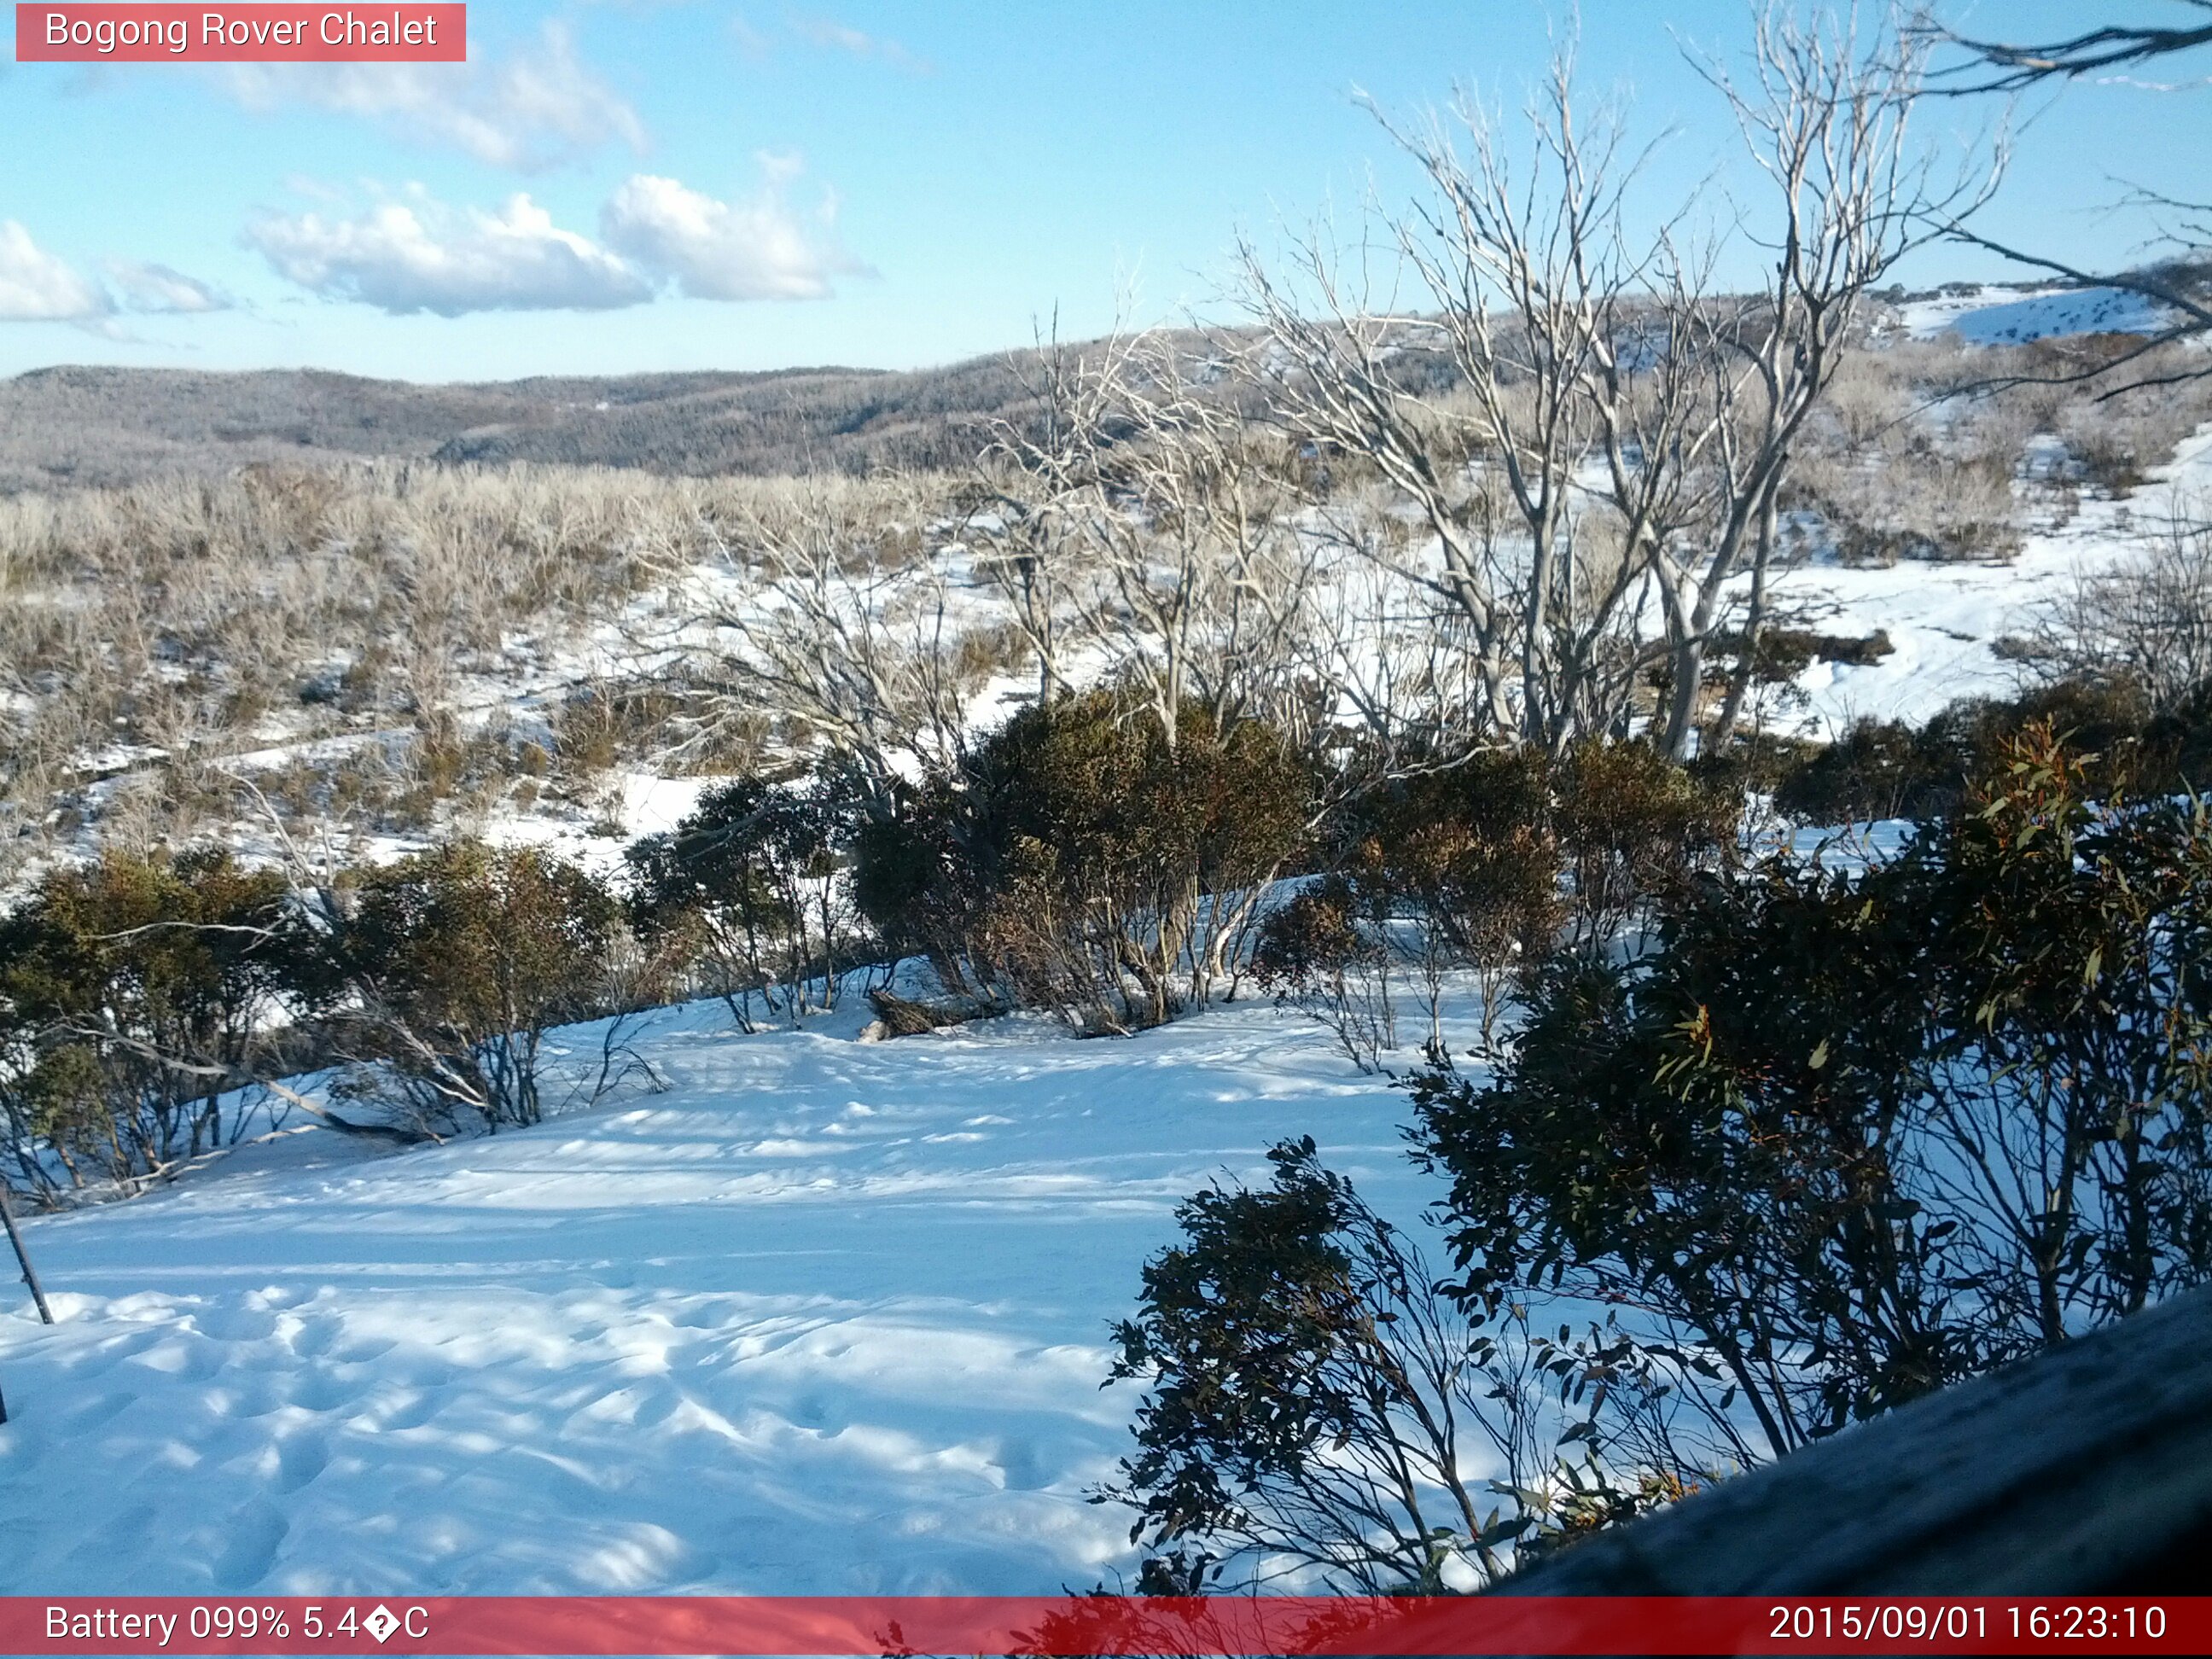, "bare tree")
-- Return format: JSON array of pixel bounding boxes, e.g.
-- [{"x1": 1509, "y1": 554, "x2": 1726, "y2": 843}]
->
[
  {"x1": 963, "y1": 323, "x2": 1118, "y2": 707},
  {"x1": 1233, "y1": 14, "x2": 1998, "y2": 761},
  {"x1": 988, "y1": 331, "x2": 1322, "y2": 754},
  {"x1": 1923, "y1": 3, "x2": 2210, "y2": 390},
  {"x1": 1296, "y1": 545, "x2": 1501, "y2": 776},
  {"x1": 1087, "y1": 341, "x2": 1323, "y2": 751},
  {"x1": 2009, "y1": 504, "x2": 2212, "y2": 707},
  {"x1": 1686, "y1": 3, "x2": 2002, "y2": 755},
  {"x1": 1237, "y1": 49, "x2": 1676, "y2": 756},
  {"x1": 678, "y1": 480, "x2": 981, "y2": 806}
]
